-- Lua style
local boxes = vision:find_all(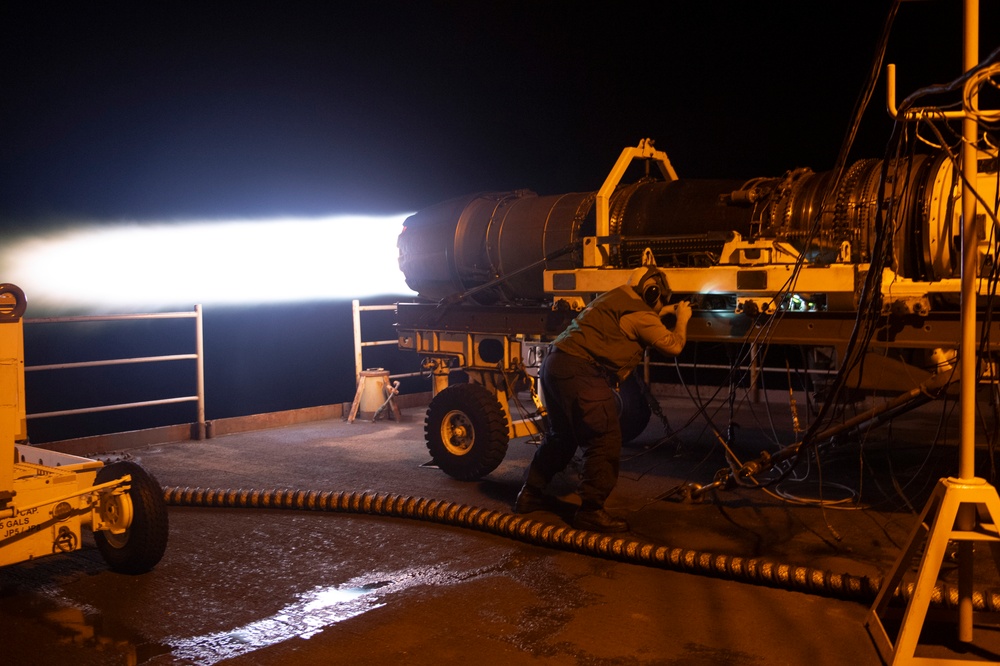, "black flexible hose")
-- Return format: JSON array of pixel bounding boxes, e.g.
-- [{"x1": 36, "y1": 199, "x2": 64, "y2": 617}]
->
[{"x1": 162, "y1": 485, "x2": 1000, "y2": 611}]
